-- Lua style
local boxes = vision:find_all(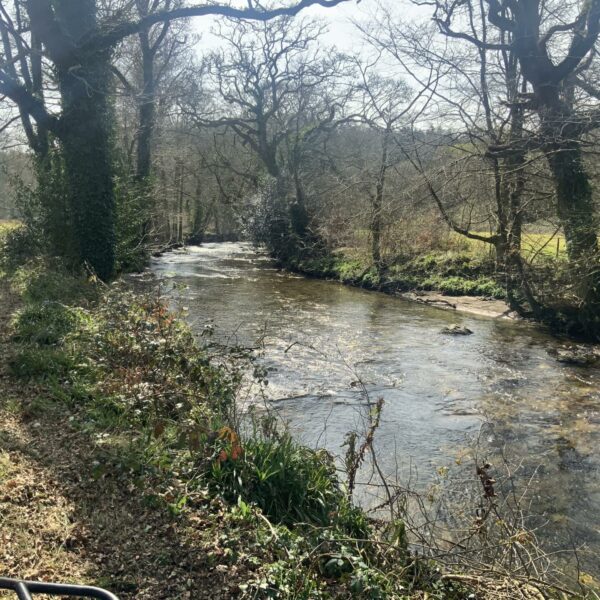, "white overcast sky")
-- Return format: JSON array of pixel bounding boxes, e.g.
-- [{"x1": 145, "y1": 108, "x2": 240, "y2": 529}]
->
[{"x1": 190, "y1": 0, "x2": 427, "y2": 53}]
